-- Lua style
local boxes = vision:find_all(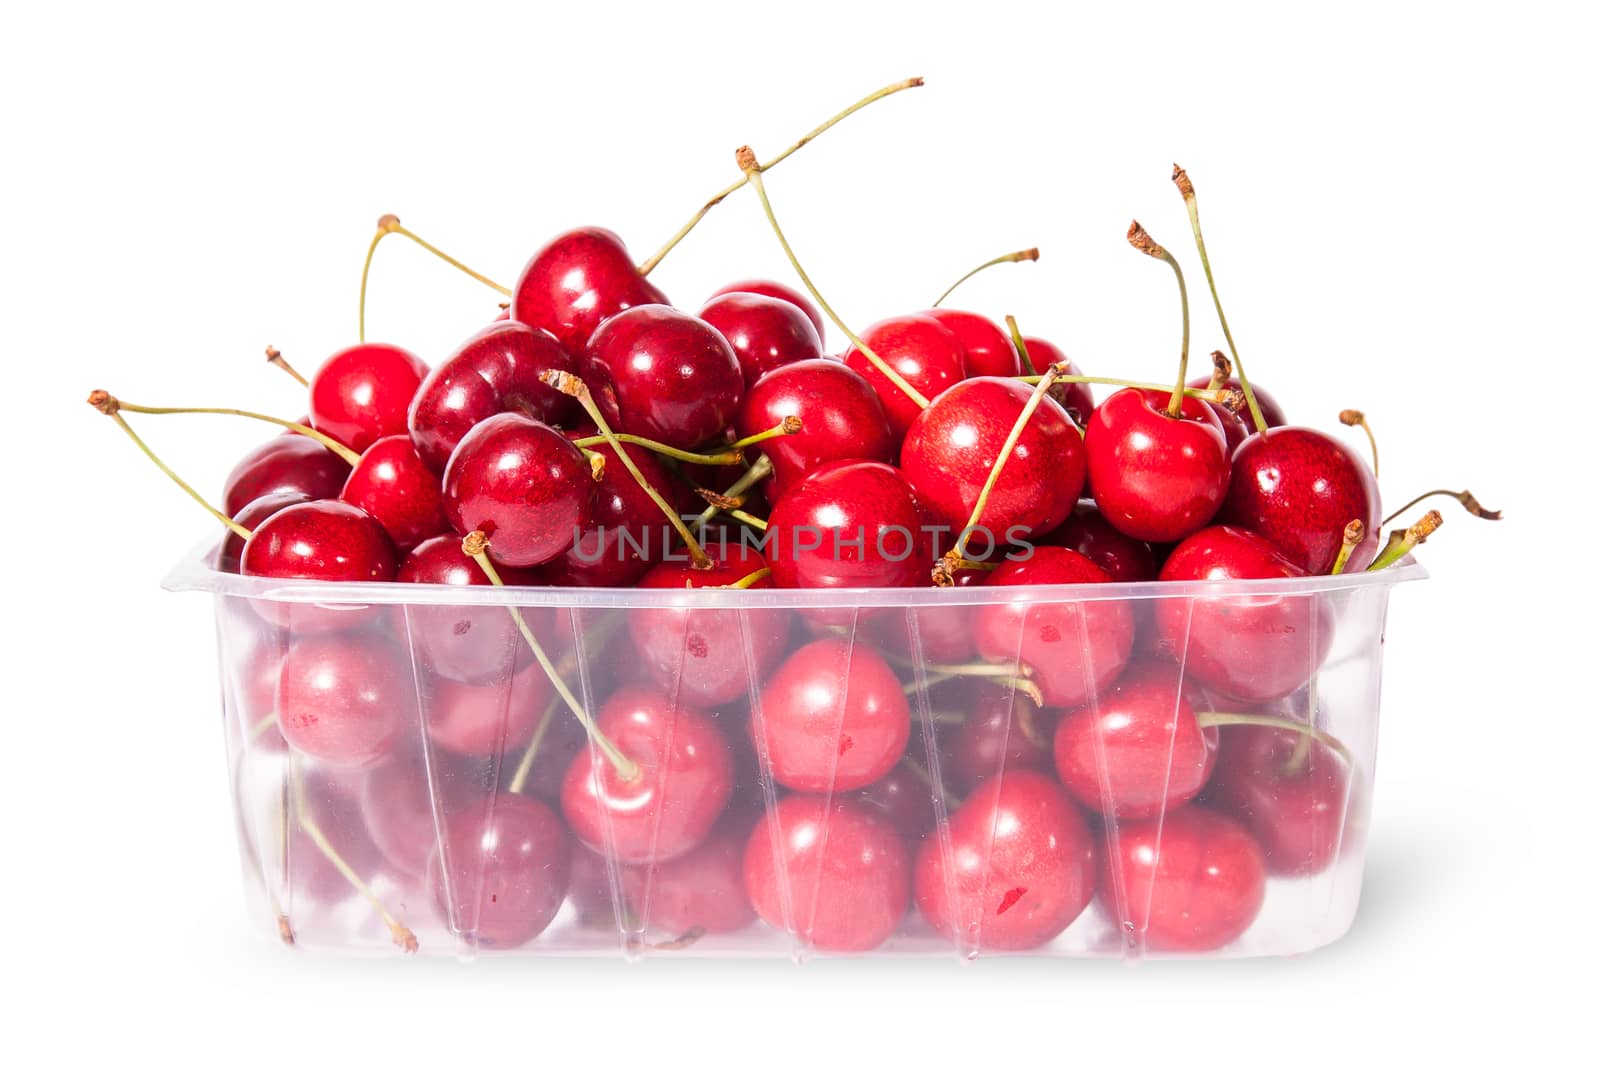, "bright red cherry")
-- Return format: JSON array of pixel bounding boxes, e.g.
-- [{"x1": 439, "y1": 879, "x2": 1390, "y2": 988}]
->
[
  {"x1": 1156, "y1": 525, "x2": 1334, "y2": 701},
  {"x1": 441, "y1": 412, "x2": 594, "y2": 568},
  {"x1": 581, "y1": 305, "x2": 743, "y2": 450},
  {"x1": 560, "y1": 686, "x2": 734, "y2": 864},
  {"x1": 408, "y1": 321, "x2": 578, "y2": 473},
  {"x1": 422, "y1": 659, "x2": 552, "y2": 758},
  {"x1": 756, "y1": 637, "x2": 910, "y2": 794},
  {"x1": 1036, "y1": 501, "x2": 1158, "y2": 582},
  {"x1": 1085, "y1": 387, "x2": 1230, "y2": 543},
  {"x1": 743, "y1": 794, "x2": 909, "y2": 952},
  {"x1": 359, "y1": 750, "x2": 479, "y2": 879},
  {"x1": 274, "y1": 635, "x2": 410, "y2": 767},
  {"x1": 937, "y1": 679, "x2": 1054, "y2": 794},
  {"x1": 921, "y1": 309, "x2": 1022, "y2": 377},
  {"x1": 764, "y1": 460, "x2": 931, "y2": 597},
  {"x1": 222, "y1": 435, "x2": 351, "y2": 518},
  {"x1": 1207, "y1": 724, "x2": 1356, "y2": 877},
  {"x1": 620, "y1": 814, "x2": 758, "y2": 937},
  {"x1": 216, "y1": 490, "x2": 309, "y2": 573},
  {"x1": 1188, "y1": 376, "x2": 1287, "y2": 427},
  {"x1": 843, "y1": 314, "x2": 967, "y2": 436},
  {"x1": 395, "y1": 535, "x2": 544, "y2": 684},
  {"x1": 1223, "y1": 428, "x2": 1381, "y2": 574},
  {"x1": 429, "y1": 794, "x2": 572, "y2": 949},
  {"x1": 308, "y1": 342, "x2": 428, "y2": 453},
  {"x1": 1053, "y1": 661, "x2": 1217, "y2": 818},
  {"x1": 510, "y1": 227, "x2": 668, "y2": 356},
  {"x1": 340, "y1": 434, "x2": 446, "y2": 552},
  {"x1": 736, "y1": 360, "x2": 895, "y2": 494},
  {"x1": 699, "y1": 291, "x2": 824, "y2": 389},
  {"x1": 709, "y1": 279, "x2": 825, "y2": 340},
  {"x1": 914, "y1": 771, "x2": 1096, "y2": 952},
  {"x1": 1021, "y1": 336, "x2": 1094, "y2": 428},
  {"x1": 974, "y1": 548, "x2": 1134, "y2": 709},
  {"x1": 240, "y1": 499, "x2": 398, "y2": 630},
  {"x1": 1097, "y1": 806, "x2": 1267, "y2": 952}
]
